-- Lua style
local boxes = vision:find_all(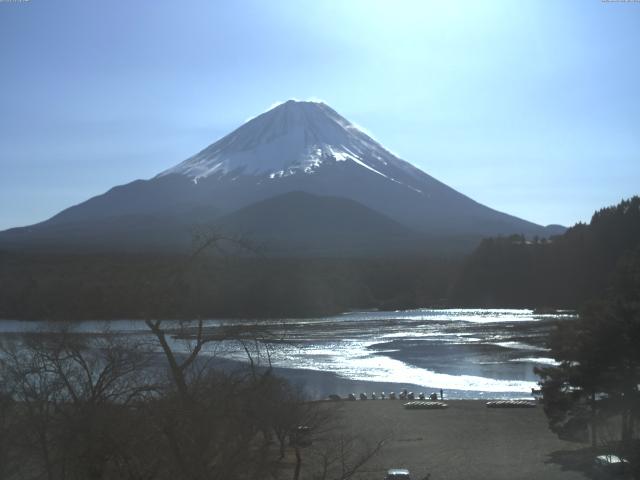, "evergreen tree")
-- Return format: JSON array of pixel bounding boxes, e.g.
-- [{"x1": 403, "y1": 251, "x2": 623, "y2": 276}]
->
[{"x1": 536, "y1": 250, "x2": 640, "y2": 461}]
